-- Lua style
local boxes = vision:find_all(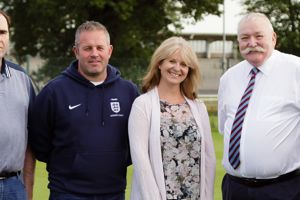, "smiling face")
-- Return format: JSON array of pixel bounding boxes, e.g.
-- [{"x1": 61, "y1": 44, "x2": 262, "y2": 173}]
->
[
  {"x1": 0, "y1": 14, "x2": 9, "y2": 63},
  {"x1": 237, "y1": 14, "x2": 276, "y2": 67},
  {"x1": 73, "y1": 30, "x2": 113, "y2": 82},
  {"x1": 158, "y1": 50, "x2": 189, "y2": 88}
]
